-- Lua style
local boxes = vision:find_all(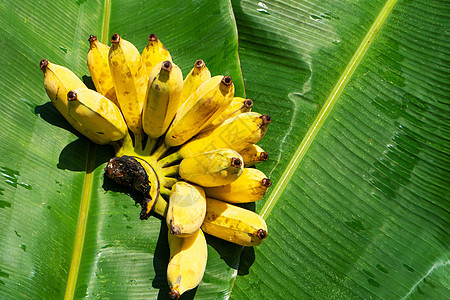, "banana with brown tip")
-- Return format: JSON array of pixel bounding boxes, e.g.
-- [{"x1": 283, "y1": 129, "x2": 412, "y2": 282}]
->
[
  {"x1": 166, "y1": 181, "x2": 206, "y2": 236},
  {"x1": 201, "y1": 198, "x2": 268, "y2": 246},
  {"x1": 87, "y1": 35, "x2": 118, "y2": 106},
  {"x1": 167, "y1": 229, "x2": 207, "y2": 300},
  {"x1": 203, "y1": 168, "x2": 271, "y2": 203}
]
